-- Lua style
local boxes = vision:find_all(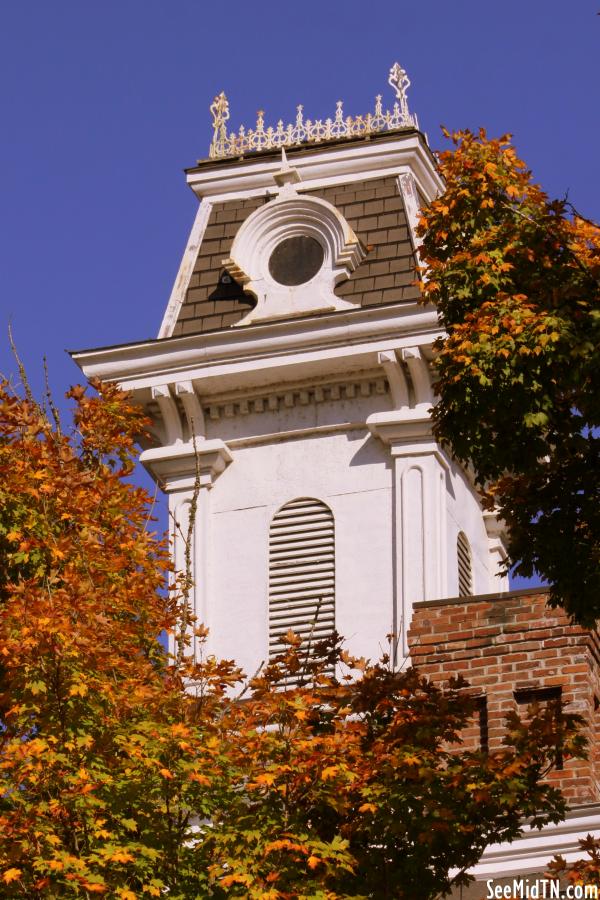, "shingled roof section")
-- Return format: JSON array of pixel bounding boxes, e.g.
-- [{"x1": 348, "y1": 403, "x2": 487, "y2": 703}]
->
[
  {"x1": 171, "y1": 175, "x2": 420, "y2": 337},
  {"x1": 173, "y1": 196, "x2": 267, "y2": 337},
  {"x1": 310, "y1": 176, "x2": 420, "y2": 308}
]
